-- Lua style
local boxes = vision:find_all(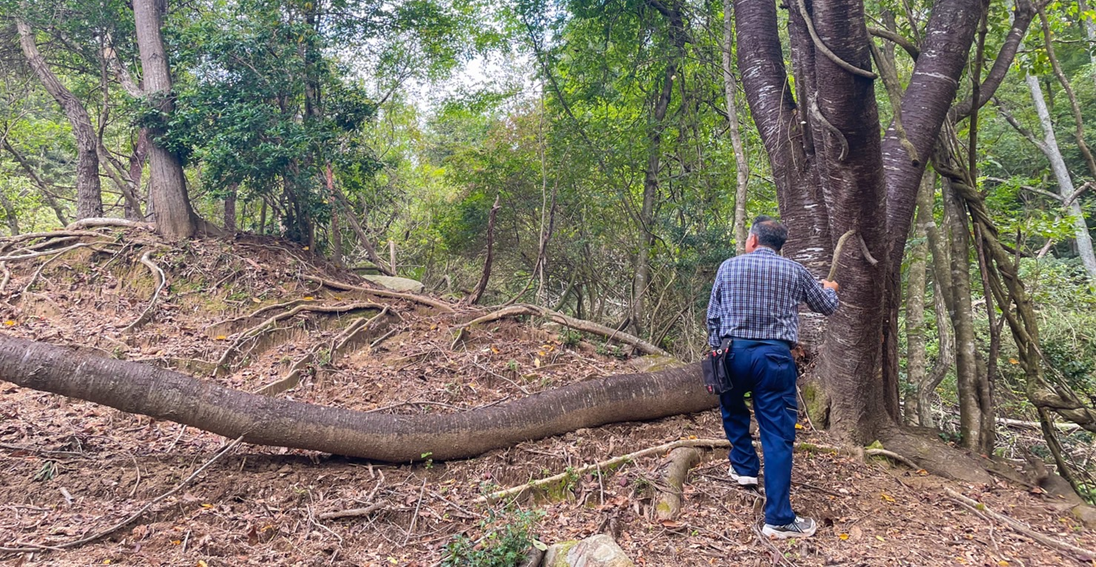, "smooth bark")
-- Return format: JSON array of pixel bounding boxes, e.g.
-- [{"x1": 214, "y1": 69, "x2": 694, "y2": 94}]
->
[
  {"x1": 1024, "y1": 73, "x2": 1096, "y2": 277},
  {"x1": 903, "y1": 172, "x2": 931, "y2": 425},
  {"x1": 0, "y1": 335, "x2": 713, "y2": 463},
  {"x1": 722, "y1": 0, "x2": 751, "y2": 255}
]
